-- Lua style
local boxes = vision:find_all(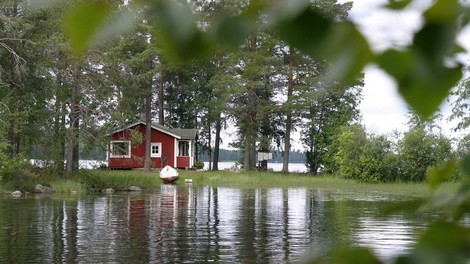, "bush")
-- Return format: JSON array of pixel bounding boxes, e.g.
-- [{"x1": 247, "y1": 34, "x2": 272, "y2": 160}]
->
[
  {"x1": 195, "y1": 160, "x2": 204, "y2": 170},
  {"x1": 0, "y1": 155, "x2": 40, "y2": 191},
  {"x1": 334, "y1": 124, "x2": 368, "y2": 180},
  {"x1": 398, "y1": 127, "x2": 453, "y2": 182}
]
